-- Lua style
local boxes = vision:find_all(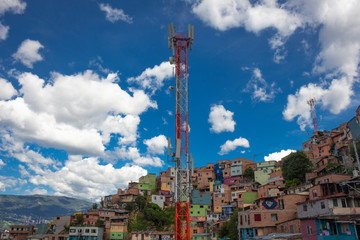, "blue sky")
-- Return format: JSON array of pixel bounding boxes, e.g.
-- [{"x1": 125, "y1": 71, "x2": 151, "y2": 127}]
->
[{"x1": 0, "y1": 0, "x2": 359, "y2": 201}]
